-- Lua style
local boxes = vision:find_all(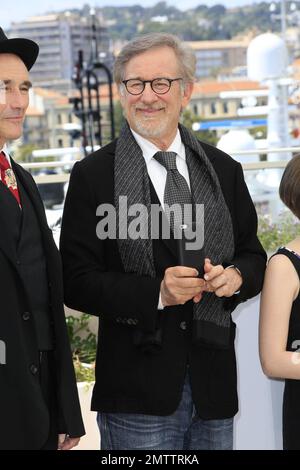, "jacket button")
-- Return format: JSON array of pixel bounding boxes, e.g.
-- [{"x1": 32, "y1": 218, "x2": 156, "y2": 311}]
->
[
  {"x1": 180, "y1": 321, "x2": 187, "y2": 331},
  {"x1": 30, "y1": 364, "x2": 39, "y2": 375},
  {"x1": 22, "y1": 312, "x2": 31, "y2": 321},
  {"x1": 16, "y1": 259, "x2": 21, "y2": 265}
]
